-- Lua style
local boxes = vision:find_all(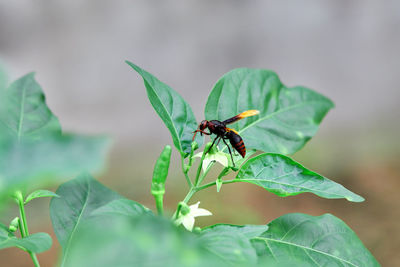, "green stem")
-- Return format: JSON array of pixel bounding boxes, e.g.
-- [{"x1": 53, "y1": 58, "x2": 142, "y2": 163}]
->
[
  {"x1": 196, "y1": 161, "x2": 214, "y2": 186},
  {"x1": 29, "y1": 253, "x2": 40, "y2": 267},
  {"x1": 153, "y1": 193, "x2": 164, "y2": 216},
  {"x1": 194, "y1": 162, "x2": 203, "y2": 186},
  {"x1": 183, "y1": 187, "x2": 196, "y2": 203},
  {"x1": 194, "y1": 148, "x2": 209, "y2": 185},
  {"x1": 17, "y1": 218, "x2": 24, "y2": 237},
  {"x1": 15, "y1": 191, "x2": 40, "y2": 267},
  {"x1": 15, "y1": 191, "x2": 28, "y2": 237},
  {"x1": 181, "y1": 157, "x2": 193, "y2": 188},
  {"x1": 196, "y1": 179, "x2": 237, "y2": 191}
]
